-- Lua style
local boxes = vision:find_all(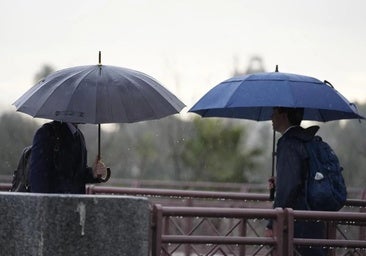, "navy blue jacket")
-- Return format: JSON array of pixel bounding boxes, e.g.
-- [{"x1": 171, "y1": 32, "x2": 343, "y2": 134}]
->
[
  {"x1": 29, "y1": 121, "x2": 99, "y2": 193},
  {"x1": 270, "y1": 126, "x2": 326, "y2": 255},
  {"x1": 274, "y1": 125, "x2": 318, "y2": 210}
]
